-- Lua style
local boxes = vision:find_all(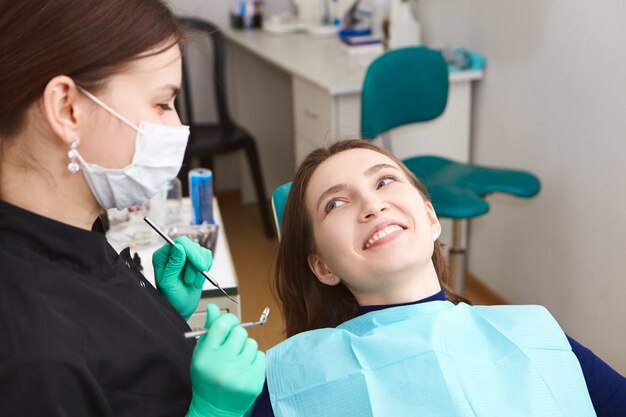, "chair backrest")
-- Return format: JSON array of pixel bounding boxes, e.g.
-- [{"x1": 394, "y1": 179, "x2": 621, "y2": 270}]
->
[
  {"x1": 177, "y1": 17, "x2": 233, "y2": 128},
  {"x1": 271, "y1": 182, "x2": 292, "y2": 239},
  {"x1": 361, "y1": 46, "x2": 449, "y2": 140}
]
